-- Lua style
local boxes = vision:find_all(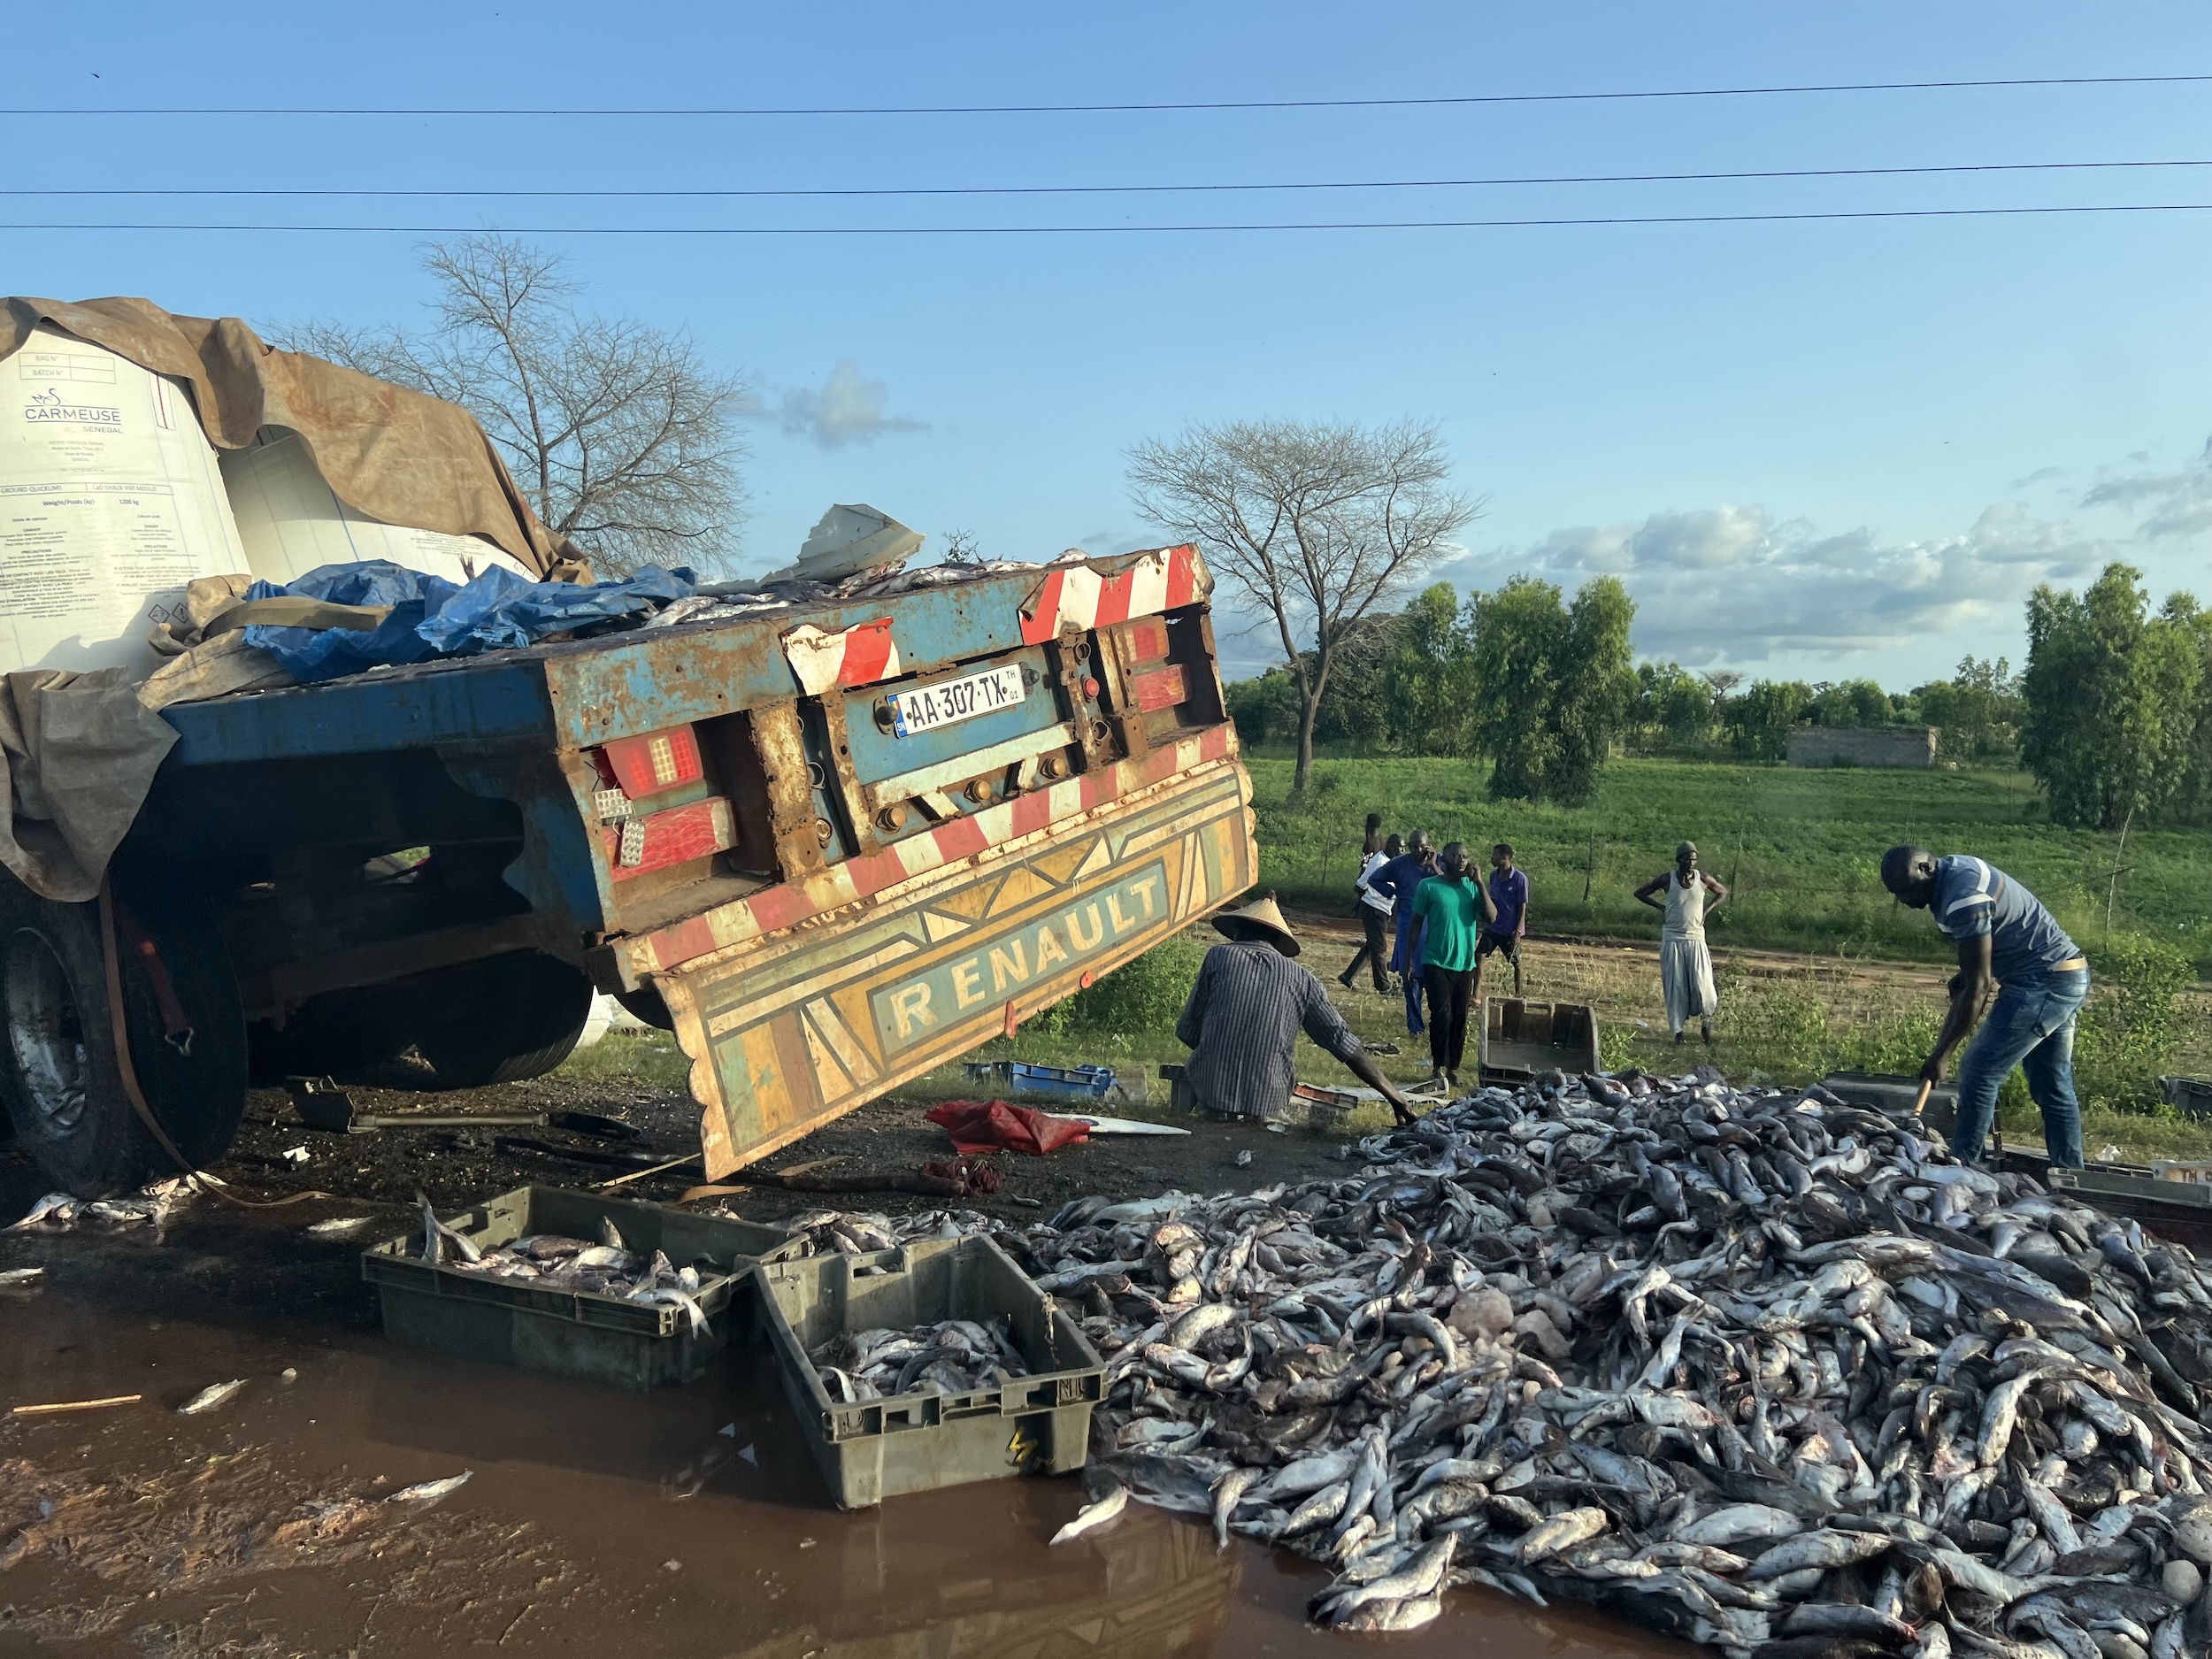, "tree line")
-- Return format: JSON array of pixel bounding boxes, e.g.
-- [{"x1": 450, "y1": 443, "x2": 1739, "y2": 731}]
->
[
  {"x1": 1224, "y1": 557, "x2": 2212, "y2": 835},
  {"x1": 1227, "y1": 587, "x2": 2024, "y2": 780}
]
